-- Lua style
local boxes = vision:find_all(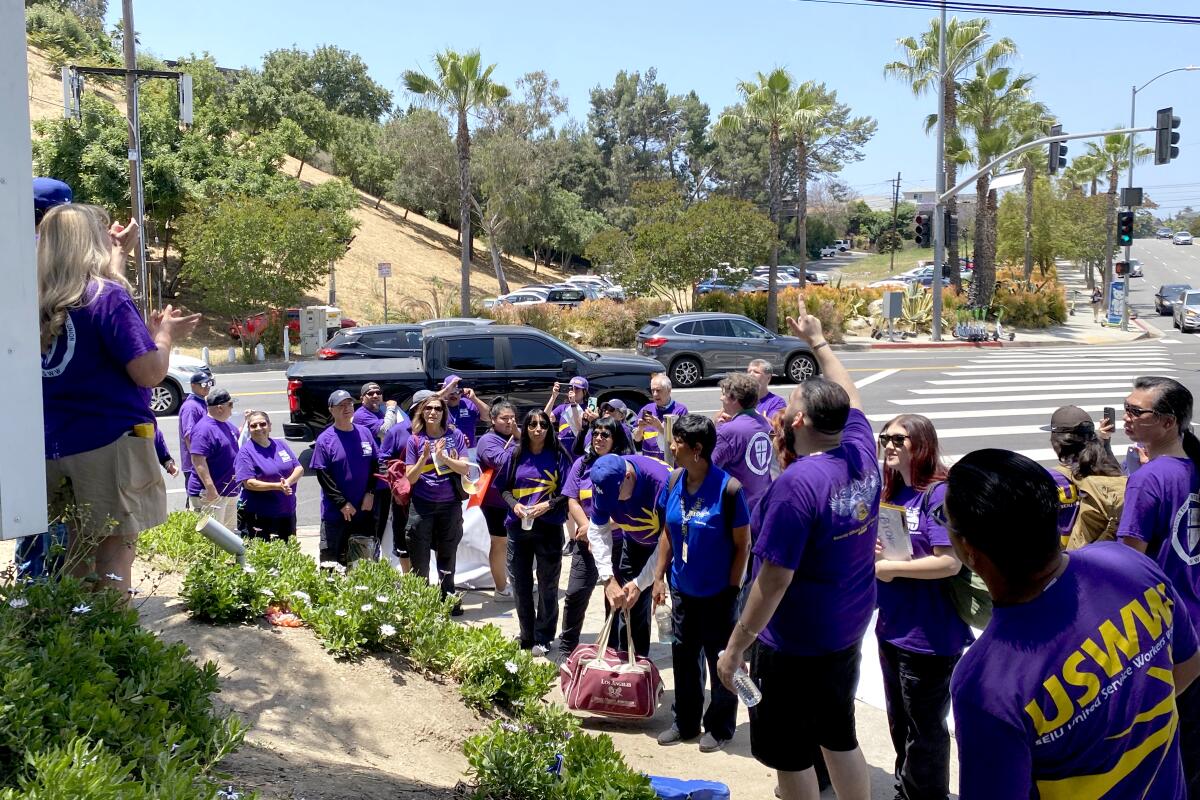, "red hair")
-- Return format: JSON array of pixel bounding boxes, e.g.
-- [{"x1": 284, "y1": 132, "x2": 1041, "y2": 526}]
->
[{"x1": 880, "y1": 413, "x2": 947, "y2": 501}]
